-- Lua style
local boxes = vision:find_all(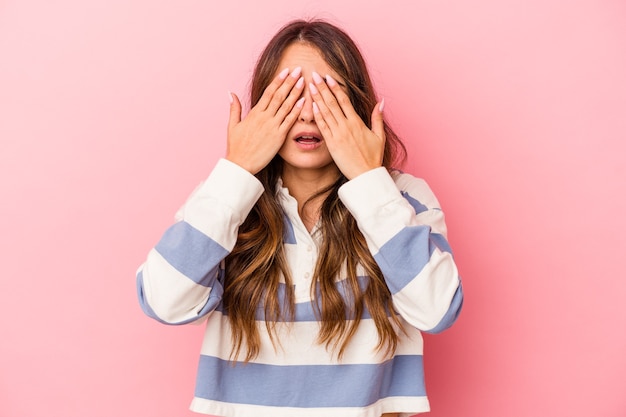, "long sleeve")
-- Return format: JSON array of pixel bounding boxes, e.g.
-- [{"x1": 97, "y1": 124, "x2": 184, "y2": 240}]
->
[
  {"x1": 338, "y1": 167, "x2": 463, "y2": 333},
  {"x1": 136, "y1": 158, "x2": 265, "y2": 325}
]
